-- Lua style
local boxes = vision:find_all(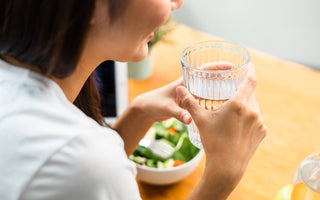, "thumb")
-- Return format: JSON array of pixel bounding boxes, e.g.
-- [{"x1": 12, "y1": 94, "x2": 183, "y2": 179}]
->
[{"x1": 176, "y1": 86, "x2": 202, "y2": 123}]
